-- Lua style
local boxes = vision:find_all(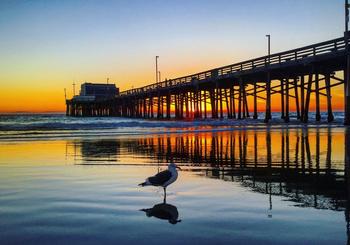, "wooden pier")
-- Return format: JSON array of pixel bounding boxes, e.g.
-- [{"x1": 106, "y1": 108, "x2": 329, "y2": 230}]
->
[{"x1": 66, "y1": 35, "x2": 350, "y2": 123}]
